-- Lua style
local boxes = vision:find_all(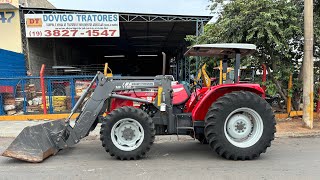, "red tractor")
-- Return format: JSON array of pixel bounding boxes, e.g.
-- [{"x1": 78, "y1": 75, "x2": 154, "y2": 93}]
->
[{"x1": 2, "y1": 44, "x2": 276, "y2": 162}]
